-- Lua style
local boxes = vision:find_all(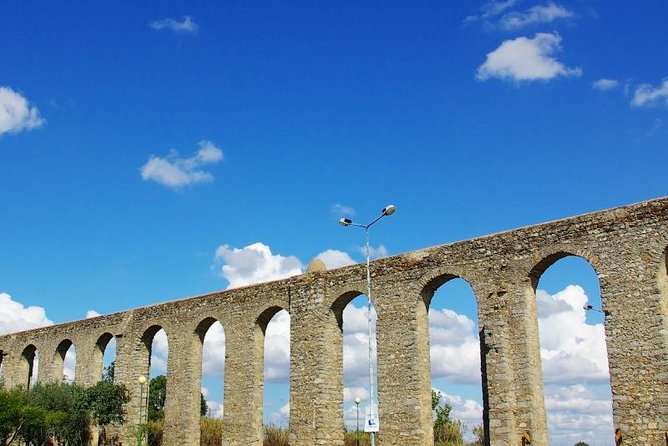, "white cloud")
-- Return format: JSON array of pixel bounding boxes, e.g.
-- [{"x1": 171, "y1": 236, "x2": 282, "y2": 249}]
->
[
  {"x1": 476, "y1": 33, "x2": 582, "y2": 82},
  {"x1": 464, "y1": 0, "x2": 519, "y2": 23},
  {"x1": 0, "y1": 87, "x2": 45, "y2": 136},
  {"x1": 632, "y1": 79, "x2": 668, "y2": 107},
  {"x1": 316, "y1": 249, "x2": 356, "y2": 269},
  {"x1": 0, "y1": 292, "x2": 53, "y2": 335},
  {"x1": 497, "y1": 2, "x2": 574, "y2": 30},
  {"x1": 85, "y1": 310, "x2": 101, "y2": 319},
  {"x1": 140, "y1": 140, "x2": 223, "y2": 188},
  {"x1": 356, "y1": 244, "x2": 389, "y2": 260},
  {"x1": 150, "y1": 16, "x2": 199, "y2": 34},
  {"x1": 432, "y1": 387, "x2": 484, "y2": 440},
  {"x1": 63, "y1": 347, "x2": 76, "y2": 383},
  {"x1": 150, "y1": 329, "x2": 169, "y2": 375},
  {"x1": 331, "y1": 203, "x2": 356, "y2": 217},
  {"x1": 429, "y1": 309, "x2": 481, "y2": 384},
  {"x1": 202, "y1": 321, "x2": 225, "y2": 378},
  {"x1": 264, "y1": 310, "x2": 290, "y2": 381},
  {"x1": 592, "y1": 79, "x2": 619, "y2": 91},
  {"x1": 537, "y1": 285, "x2": 610, "y2": 384},
  {"x1": 213, "y1": 242, "x2": 303, "y2": 289}
]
